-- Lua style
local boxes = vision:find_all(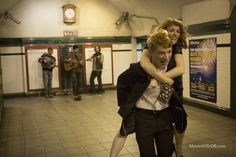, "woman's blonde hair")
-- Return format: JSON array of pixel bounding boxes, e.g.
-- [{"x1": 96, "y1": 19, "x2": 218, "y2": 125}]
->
[
  {"x1": 153, "y1": 18, "x2": 188, "y2": 49},
  {"x1": 147, "y1": 28, "x2": 173, "y2": 51}
]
